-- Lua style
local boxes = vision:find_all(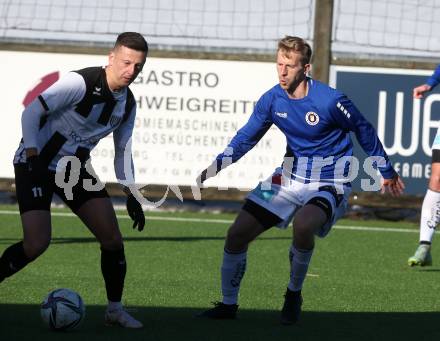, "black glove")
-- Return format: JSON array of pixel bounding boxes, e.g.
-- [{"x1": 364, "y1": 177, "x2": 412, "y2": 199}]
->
[
  {"x1": 196, "y1": 169, "x2": 208, "y2": 187},
  {"x1": 196, "y1": 160, "x2": 223, "y2": 187},
  {"x1": 27, "y1": 155, "x2": 48, "y2": 186},
  {"x1": 126, "y1": 194, "x2": 145, "y2": 231}
]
